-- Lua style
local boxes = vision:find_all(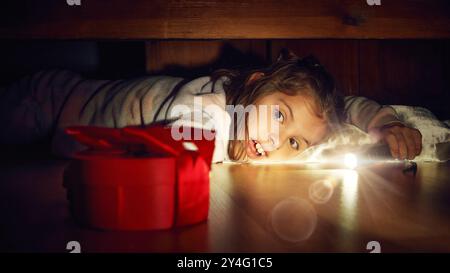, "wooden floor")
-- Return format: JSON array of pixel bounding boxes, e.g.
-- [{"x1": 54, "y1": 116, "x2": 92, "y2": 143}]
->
[{"x1": 0, "y1": 159, "x2": 449, "y2": 252}]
